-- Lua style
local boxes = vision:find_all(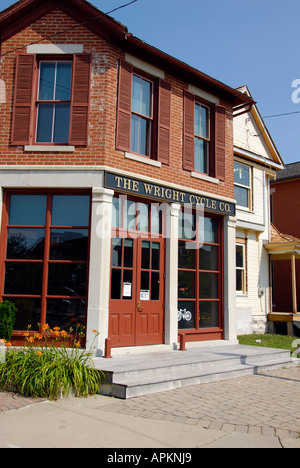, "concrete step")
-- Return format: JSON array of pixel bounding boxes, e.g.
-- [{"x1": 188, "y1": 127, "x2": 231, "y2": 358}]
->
[{"x1": 94, "y1": 344, "x2": 295, "y2": 399}]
